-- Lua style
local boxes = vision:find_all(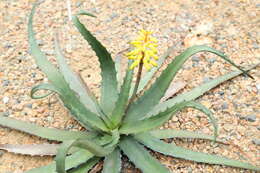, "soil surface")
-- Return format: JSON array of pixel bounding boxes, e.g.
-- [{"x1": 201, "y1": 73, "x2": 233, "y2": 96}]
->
[{"x1": 0, "y1": 0, "x2": 259, "y2": 172}]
